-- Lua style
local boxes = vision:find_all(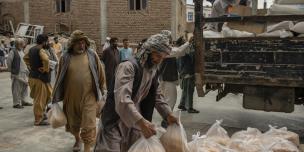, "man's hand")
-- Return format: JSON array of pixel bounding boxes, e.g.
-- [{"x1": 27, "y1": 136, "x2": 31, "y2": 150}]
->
[
  {"x1": 167, "y1": 113, "x2": 178, "y2": 125},
  {"x1": 38, "y1": 67, "x2": 45, "y2": 73},
  {"x1": 136, "y1": 119, "x2": 156, "y2": 138}
]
